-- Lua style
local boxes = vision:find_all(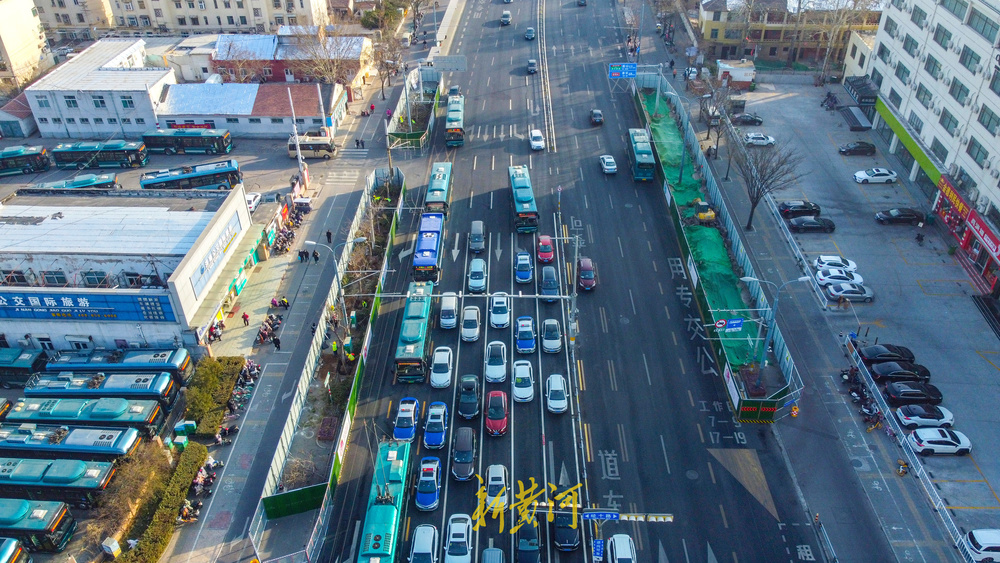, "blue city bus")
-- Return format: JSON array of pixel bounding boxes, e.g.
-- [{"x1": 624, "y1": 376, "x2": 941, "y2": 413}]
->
[
  {"x1": 139, "y1": 159, "x2": 243, "y2": 190},
  {"x1": 357, "y1": 440, "x2": 411, "y2": 563},
  {"x1": 30, "y1": 173, "x2": 120, "y2": 191},
  {"x1": 25, "y1": 372, "x2": 178, "y2": 411},
  {"x1": 394, "y1": 282, "x2": 434, "y2": 383},
  {"x1": 445, "y1": 95, "x2": 465, "y2": 147},
  {"x1": 413, "y1": 213, "x2": 445, "y2": 283},
  {"x1": 5, "y1": 397, "x2": 164, "y2": 437},
  {"x1": 425, "y1": 162, "x2": 453, "y2": 217},
  {"x1": 0, "y1": 538, "x2": 31, "y2": 563},
  {"x1": 0, "y1": 349, "x2": 48, "y2": 389},
  {"x1": 0, "y1": 499, "x2": 77, "y2": 553},
  {"x1": 0, "y1": 425, "x2": 141, "y2": 462},
  {"x1": 0, "y1": 458, "x2": 115, "y2": 509},
  {"x1": 627, "y1": 128, "x2": 656, "y2": 181},
  {"x1": 0, "y1": 146, "x2": 50, "y2": 177},
  {"x1": 45, "y1": 348, "x2": 193, "y2": 385},
  {"x1": 141, "y1": 129, "x2": 234, "y2": 155},
  {"x1": 508, "y1": 165, "x2": 539, "y2": 233},
  {"x1": 51, "y1": 141, "x2": 148, "y2": 170}
]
